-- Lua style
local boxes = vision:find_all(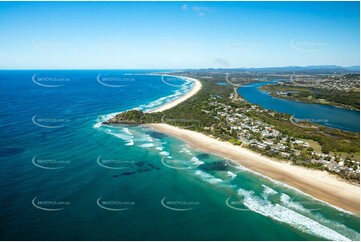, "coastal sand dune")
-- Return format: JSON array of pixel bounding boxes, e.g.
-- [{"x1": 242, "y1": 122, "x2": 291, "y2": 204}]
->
[{"x1": 144, "y1": 76, "x2": 359, "y2": 214}]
